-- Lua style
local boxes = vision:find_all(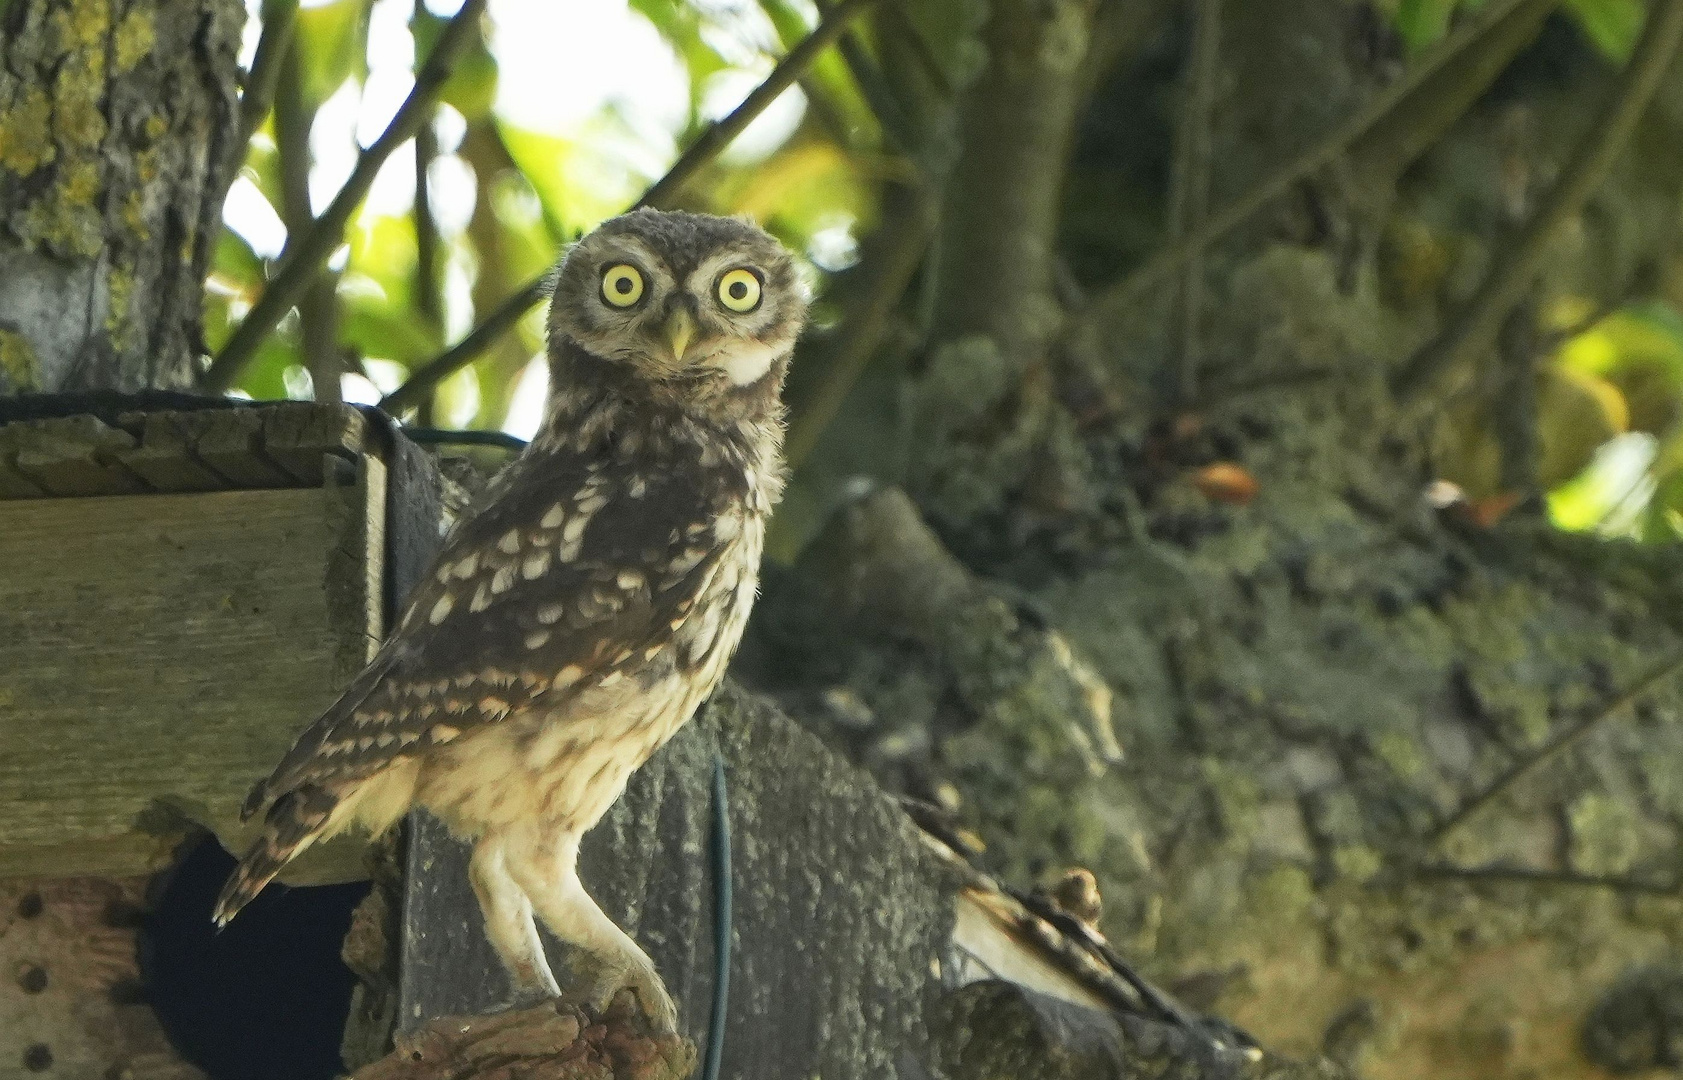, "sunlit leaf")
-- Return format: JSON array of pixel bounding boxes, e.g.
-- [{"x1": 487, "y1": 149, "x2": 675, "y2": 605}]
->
[
  {"x1": 1548, "y1": 432, "x2": 1659, "y2": 533},
  {"x1": 1394, "y1": 0, "x2": 1464, "y2": 54},
  {"x1": 498, "y1": 121, "x2": 643, "y2": 235},
  {"x1": 1537, "y1": 364, "x2": 1629, "y2": 487},
  {"x1": 759, "y1": 0, "x2": 880, "y2": 144},
  {"x1": 1564, "y1": 0, "x2": 1645, "y2": 61},
  {"x1": 295, "y1": 0, "x2": 372, "y2": 106},
  {"x1": 1557, "y1": 301, "x2": 1683, "y2": 435},
  {"x1": 211, "y1": 228, "x2": 266, "y2": 297},
  {"x1": 629, "y1": 0, "x2": 730, "y2": 120},
  {"x1": 415, "y1": 7, "x2": 499, "y2": 121},
  {"x1": 341, "y1": 290, "x2": 442, "y2": 365}
]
